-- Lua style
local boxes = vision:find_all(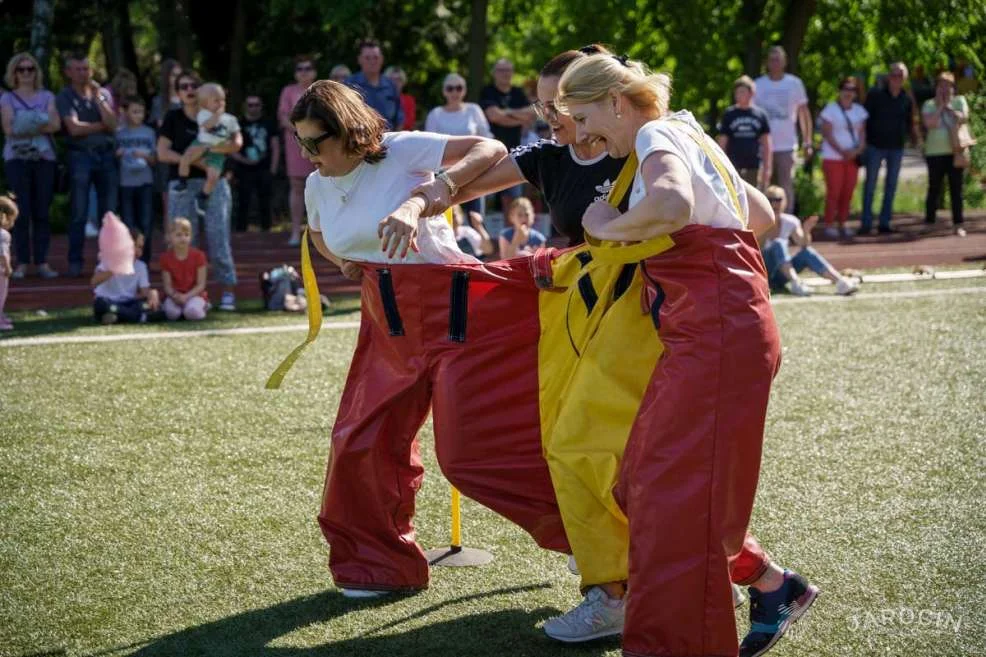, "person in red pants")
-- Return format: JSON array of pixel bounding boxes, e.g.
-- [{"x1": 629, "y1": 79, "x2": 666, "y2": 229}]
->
[
  {"x1": 290, "y1": 79, "x2": 570, "y2": 596},
  {"x1": 557, "y1": 54, "x2": 819, "y2": 657}
]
